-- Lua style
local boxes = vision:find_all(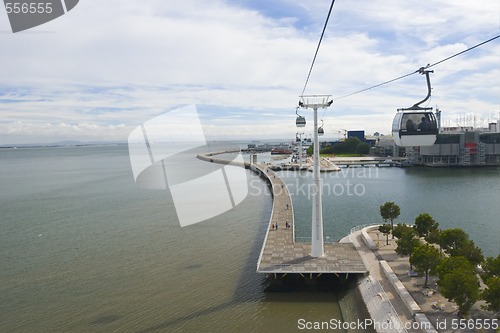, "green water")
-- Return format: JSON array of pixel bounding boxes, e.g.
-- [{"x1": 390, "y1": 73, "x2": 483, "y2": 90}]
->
[
  {"x1": 282, "y1": 166, "x2": 499, "y2": 257},
  {"x1": 0, "y1": 146, "x2": 498, "y2": 332},
  {"x1": 0, "y1": 146, "x2": 348, "y2": 333}
]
